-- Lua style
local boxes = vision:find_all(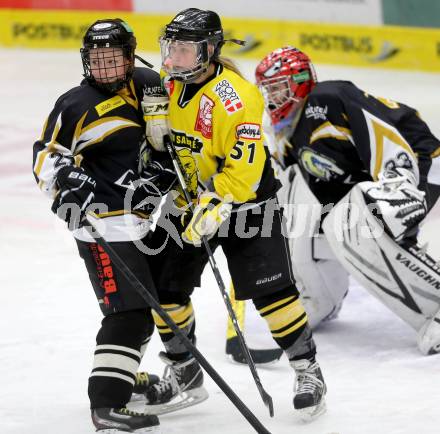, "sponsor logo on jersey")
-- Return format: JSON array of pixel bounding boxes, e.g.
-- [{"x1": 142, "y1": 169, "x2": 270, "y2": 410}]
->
[
  {"x1": 194, "y1": 94, "x2": 214, "y2": 139},
  {"x1": 305, "y1": 104, "x2": 328, "y2": 120},
  {"x1": 172, "y1": 130, "x2": 203, "y2": 153},
  {"x1": 300, "y1": 148, "x2": 344, "y2": 181},
  {"x1": 95, "y1": 95, "x2": 126, "y2": 116},
  {"x1": 142, "y1": 85, "x2": 165, "y2": 97},
  {"x1": 213, "y1": 79, "x2": 243, "y2": 114},
  {"x1": 235, "y1": 123, "x2": 261, "y2": 140}
]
